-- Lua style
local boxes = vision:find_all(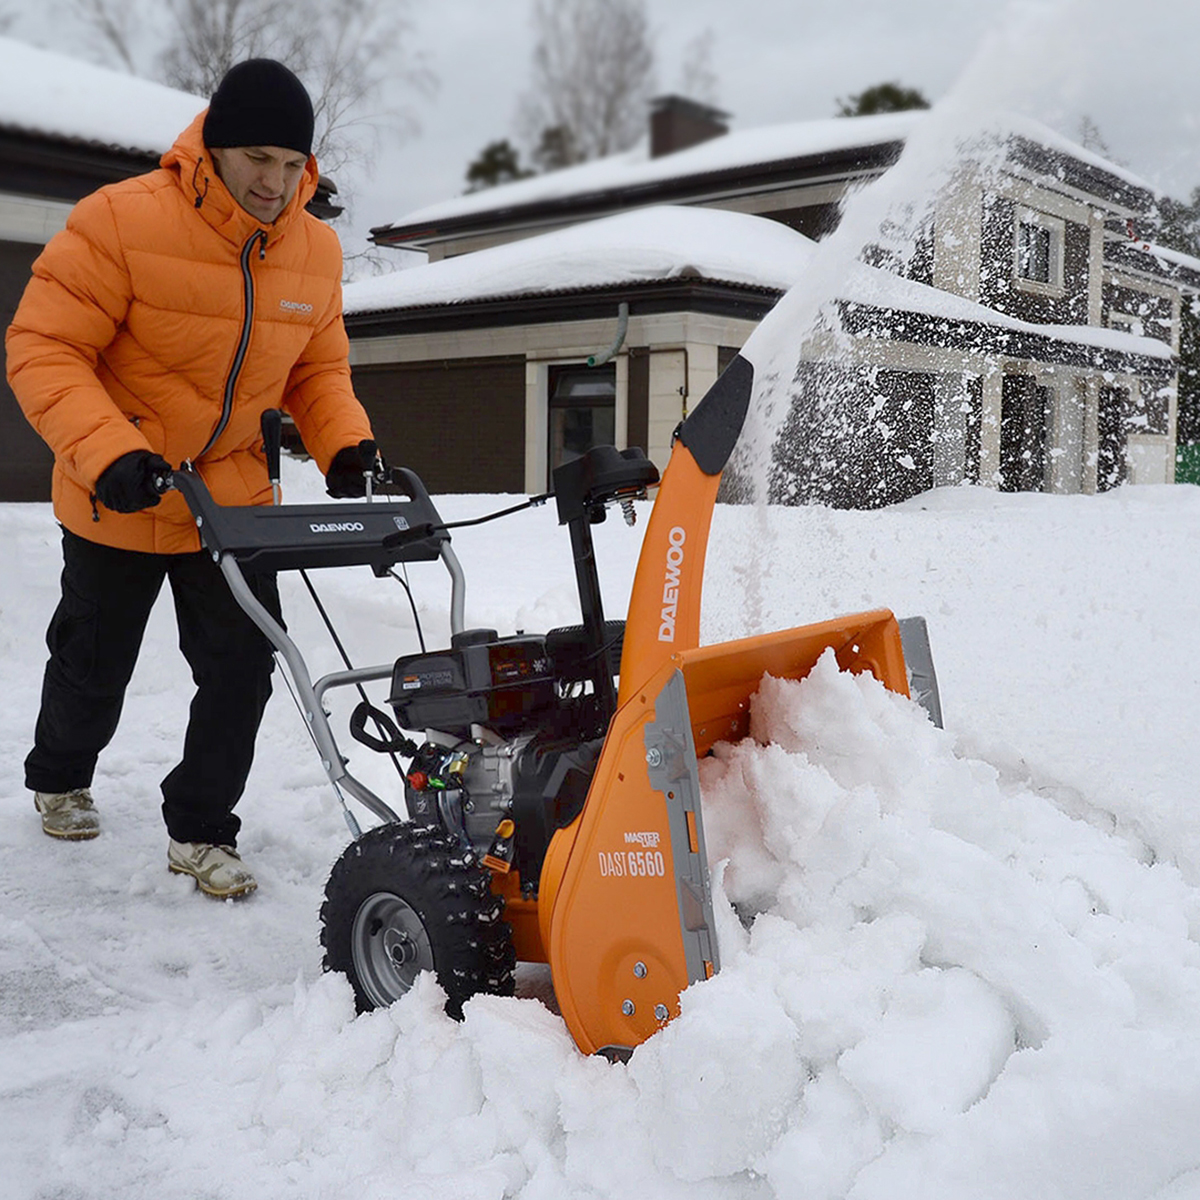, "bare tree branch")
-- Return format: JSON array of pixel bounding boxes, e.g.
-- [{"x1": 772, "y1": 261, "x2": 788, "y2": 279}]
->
[
  {"x1": 64, "y1": 0, "x2": 144, "y2": 72},
  {"x1": 678, "y1": 28, "x2": 719, "y2": 107},
  {"x1": 62, "y1": 0, "x2": 435, "y2": 189},
  {"x1": 517, "y1": 0, "x2": 656, "y2": 167}
]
